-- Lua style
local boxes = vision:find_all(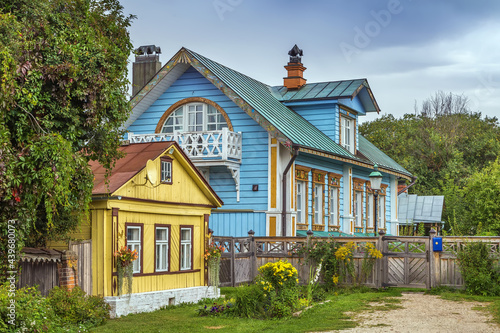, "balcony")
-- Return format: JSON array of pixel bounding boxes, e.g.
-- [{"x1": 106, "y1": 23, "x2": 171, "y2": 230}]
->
[{"x1": 127, "y1": 128, "x2": 243, "y2": 200}]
